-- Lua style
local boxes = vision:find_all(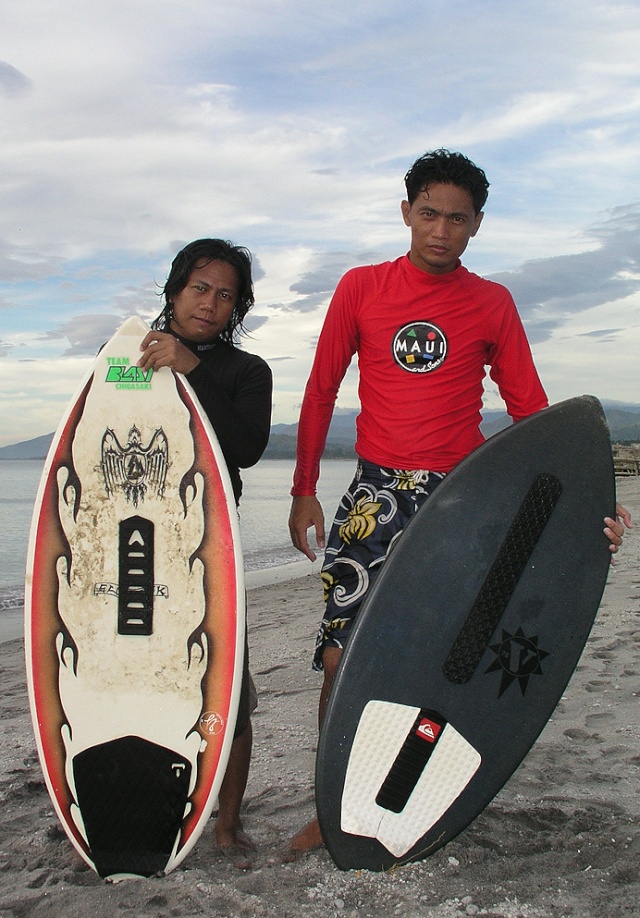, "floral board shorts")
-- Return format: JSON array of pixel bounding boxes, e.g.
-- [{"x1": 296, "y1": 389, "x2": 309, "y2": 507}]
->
[{"x1": 313, "y1": 459, "x2": 445, "y2": 670}]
